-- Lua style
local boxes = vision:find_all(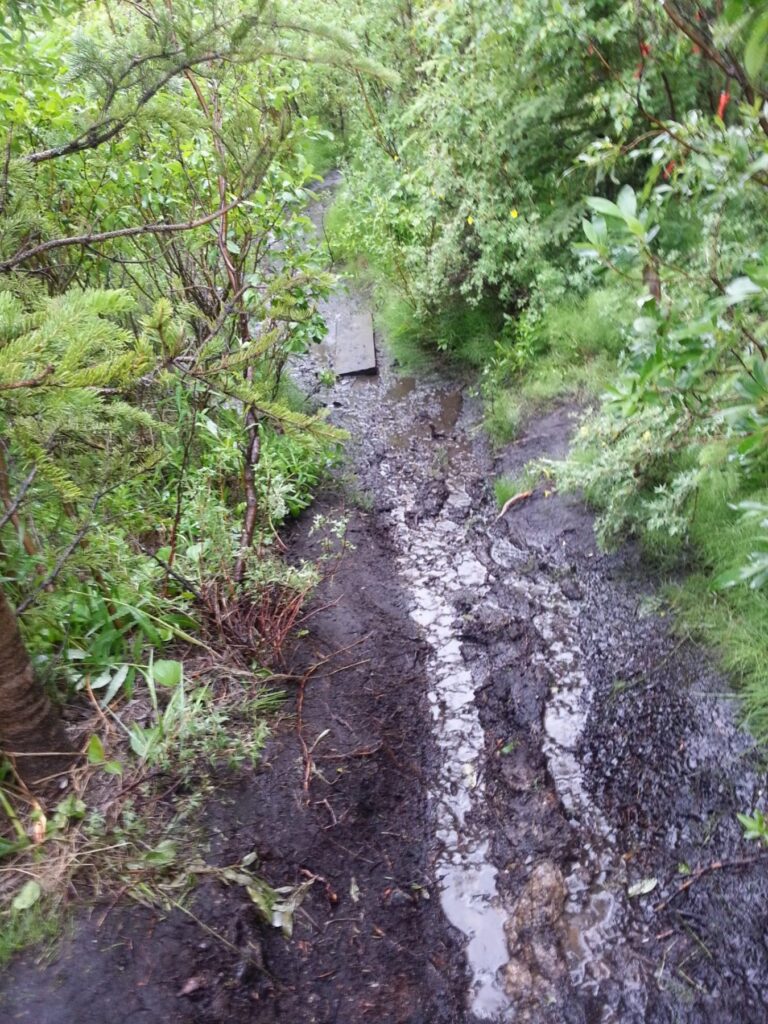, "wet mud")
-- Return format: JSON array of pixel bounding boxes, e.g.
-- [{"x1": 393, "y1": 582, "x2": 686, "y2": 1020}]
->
[
  {"x1": 0, "y1": 495, "x2": 468, "y2": 1024},
  {"x1": 3, "y1": 185, "x2": 768, "y2": 1023}
]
